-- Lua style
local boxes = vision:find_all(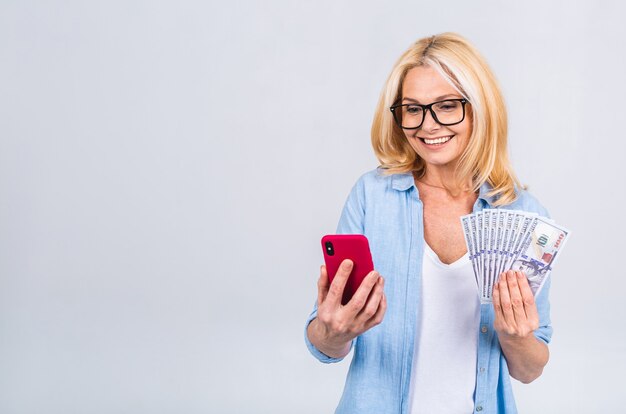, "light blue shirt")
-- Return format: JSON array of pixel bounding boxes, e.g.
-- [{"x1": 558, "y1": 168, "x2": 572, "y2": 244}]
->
[{"x1": 305, "y1": 168, "x2": 552, "y2": 414}]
